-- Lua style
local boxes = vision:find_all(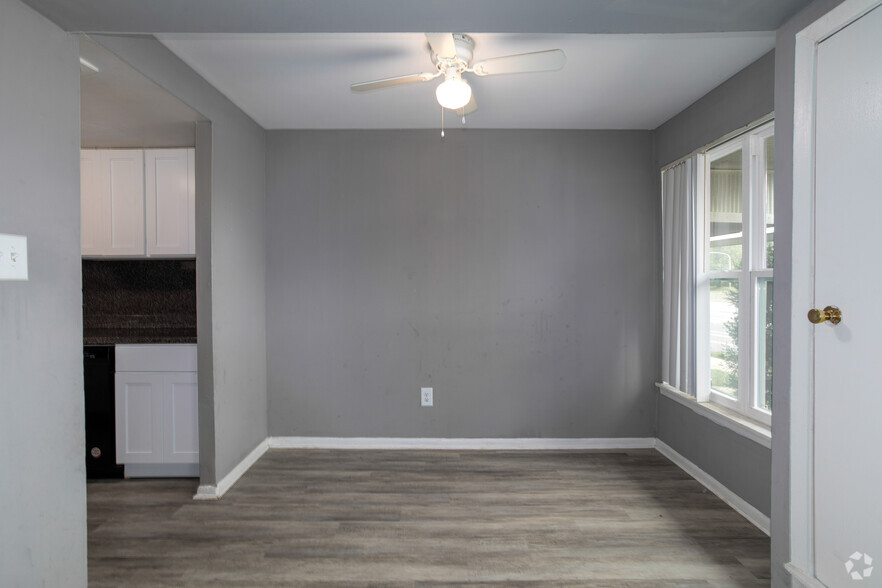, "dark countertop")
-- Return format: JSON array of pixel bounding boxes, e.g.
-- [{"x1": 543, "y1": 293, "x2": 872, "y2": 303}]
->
[
  {"x1": 84, "y1": 328, "x2": 197, "y2": 345},
  {"x1": 82, "y1": 259, "x2": 197, "y2": 346}
]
